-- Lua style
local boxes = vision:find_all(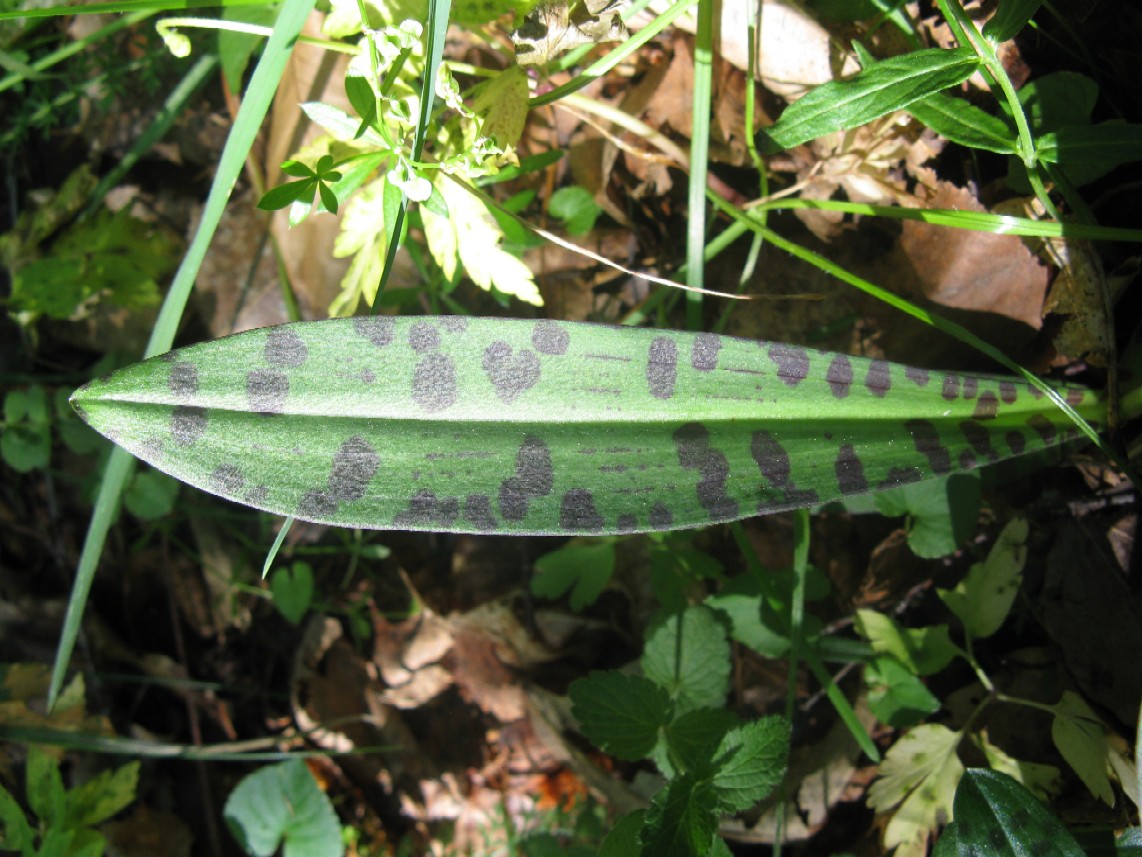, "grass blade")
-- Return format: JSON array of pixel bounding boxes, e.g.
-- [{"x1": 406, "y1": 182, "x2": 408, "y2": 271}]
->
[{"x1": 50, "y1": 0, "x2": 318, "y2": 708}]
